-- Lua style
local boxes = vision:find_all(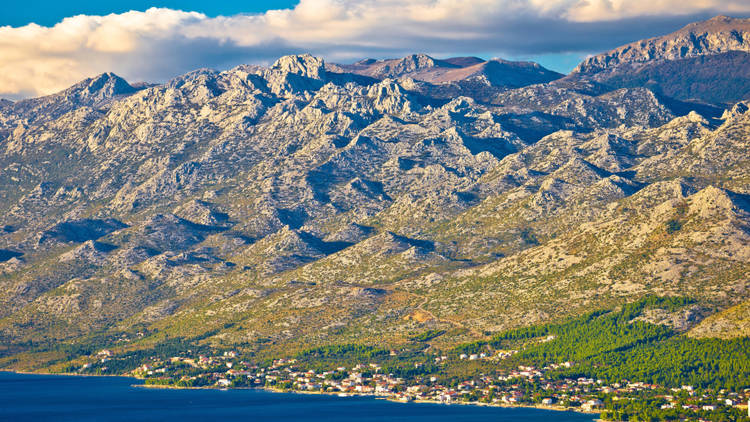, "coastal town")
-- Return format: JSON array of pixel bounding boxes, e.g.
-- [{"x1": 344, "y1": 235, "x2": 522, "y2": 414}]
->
[{"x1": 83, "y1": 347, "x2": 750, "y2": 421}]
